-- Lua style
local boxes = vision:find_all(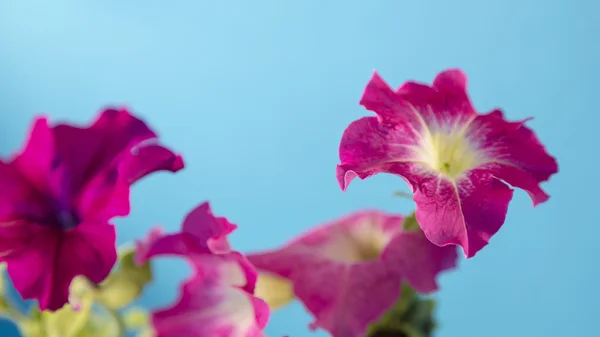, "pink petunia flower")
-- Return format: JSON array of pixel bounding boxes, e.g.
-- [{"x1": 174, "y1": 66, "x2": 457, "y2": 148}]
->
[
  {"x1": 246, "y1": 210, "x2": 457, "y2": 337},
  {"x1": 136, "y1": 202, "x2": 270, "y2": 337},
  {"x1": 337, "y1": 69, "x2": 558, "y2": 258},
  {"x1": 0, "y1": 107, "x2": 184, "y2": 311}
]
